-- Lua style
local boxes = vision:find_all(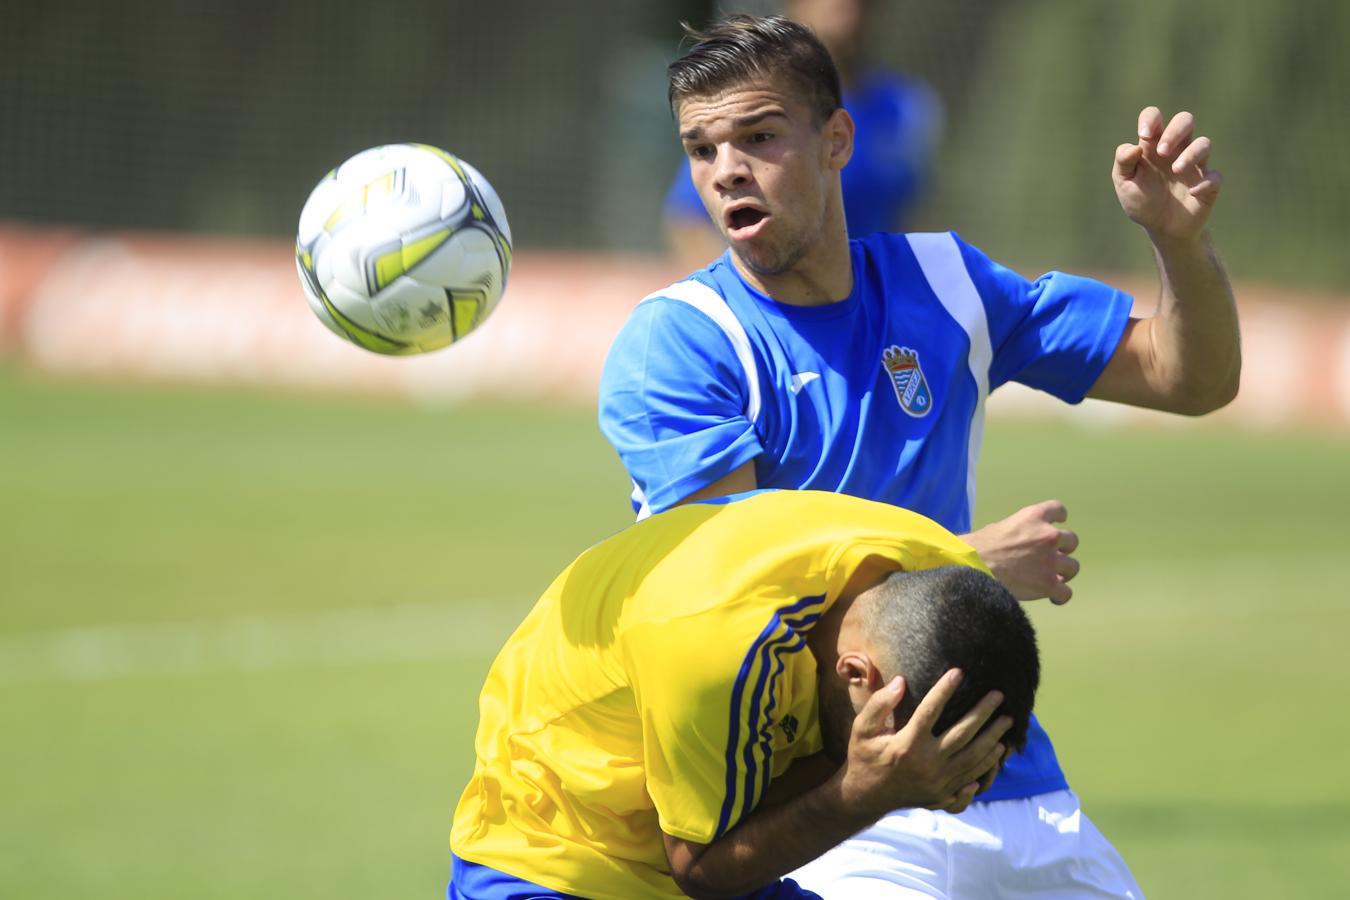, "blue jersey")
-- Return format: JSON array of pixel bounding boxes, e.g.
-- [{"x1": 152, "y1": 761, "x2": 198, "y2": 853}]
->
[
  {"x1": 597, "y1": 231, "x2": 1133, "y2": 803},
  {"x1": 664, "y1": 69, "x2": 941, "y2": 238}
]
